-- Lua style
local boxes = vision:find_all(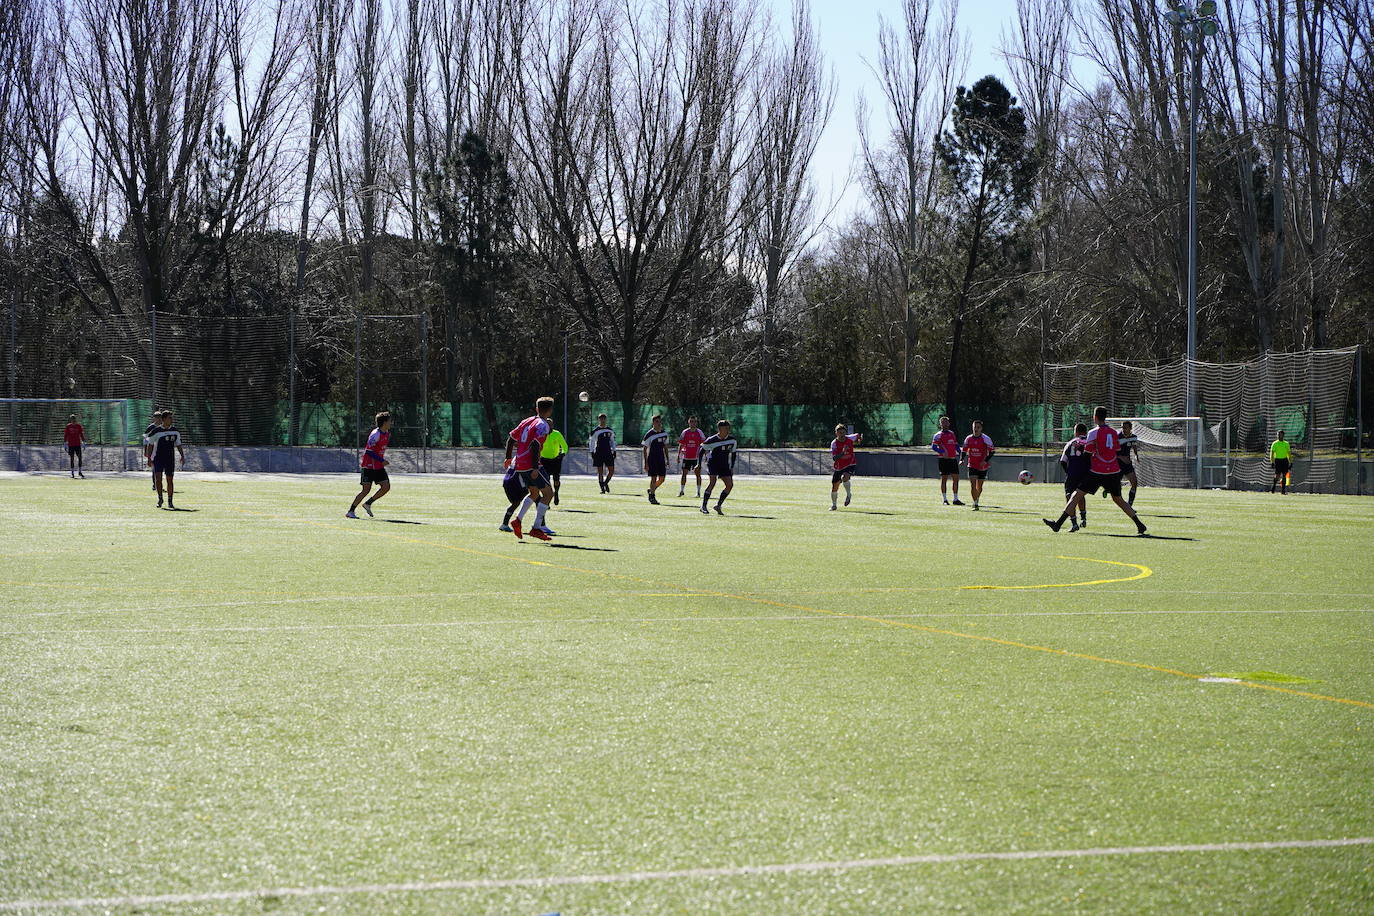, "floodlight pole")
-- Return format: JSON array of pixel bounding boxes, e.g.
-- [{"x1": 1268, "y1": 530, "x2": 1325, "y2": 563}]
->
[
  {"x1": 562, "y1": 330, "x2": 570, "y2": 437},
  {"x1": 1186, "y1": 25, "x2": 1201, "y2": 421}
]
